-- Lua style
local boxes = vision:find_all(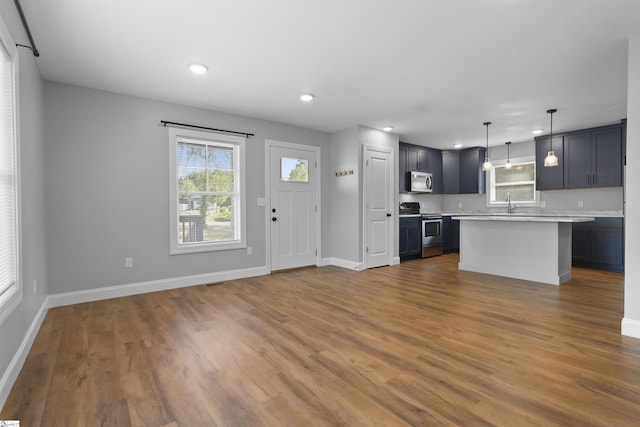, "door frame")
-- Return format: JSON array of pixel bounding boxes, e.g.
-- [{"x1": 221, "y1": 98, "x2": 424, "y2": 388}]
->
[
  {"x1": 362, "y1": 144, "x2": 395, "y2": 269},
  {"x1": 265, "y1": 139, "x2": 321, "y2": 273}
]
